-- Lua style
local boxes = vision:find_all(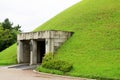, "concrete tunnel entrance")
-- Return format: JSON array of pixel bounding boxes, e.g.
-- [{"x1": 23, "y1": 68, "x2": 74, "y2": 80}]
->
[
  {"x1": 17, "y1": 30, "x2": 73, "y2": 65},
  {"x1": 17, "y1": 39, "x2": 46, "y2": 65}
]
